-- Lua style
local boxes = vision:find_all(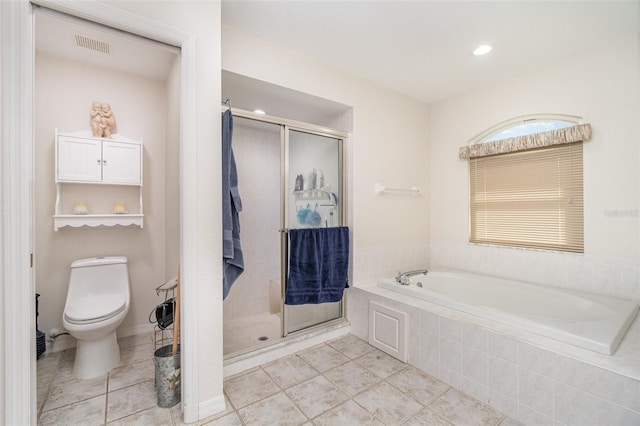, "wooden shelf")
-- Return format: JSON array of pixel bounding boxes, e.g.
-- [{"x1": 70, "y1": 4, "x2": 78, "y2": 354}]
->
[{"x1": 53, "y1": 214, "x2": 143, "y2": 231}]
